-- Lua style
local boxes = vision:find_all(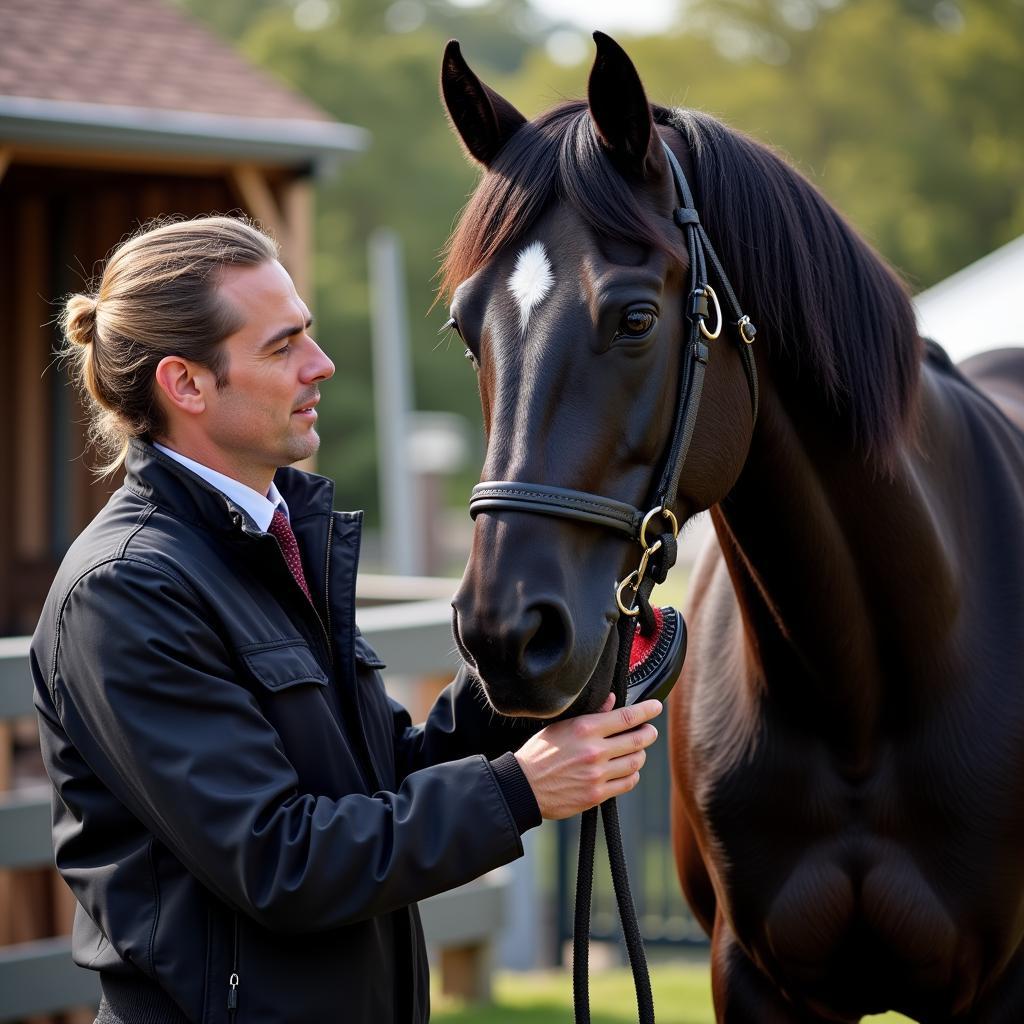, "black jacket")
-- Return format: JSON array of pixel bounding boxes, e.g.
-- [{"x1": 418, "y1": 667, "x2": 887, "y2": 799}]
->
[{"x1": 31, "y1": 440, "x2": 541, "y2": 1023}]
